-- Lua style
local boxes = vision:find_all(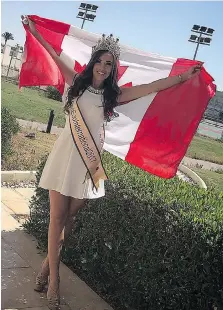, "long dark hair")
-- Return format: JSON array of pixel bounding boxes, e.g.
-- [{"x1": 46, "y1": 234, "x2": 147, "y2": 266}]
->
[{"x1": 65, "y1": 50, "x2": 120, "y2": 122}]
